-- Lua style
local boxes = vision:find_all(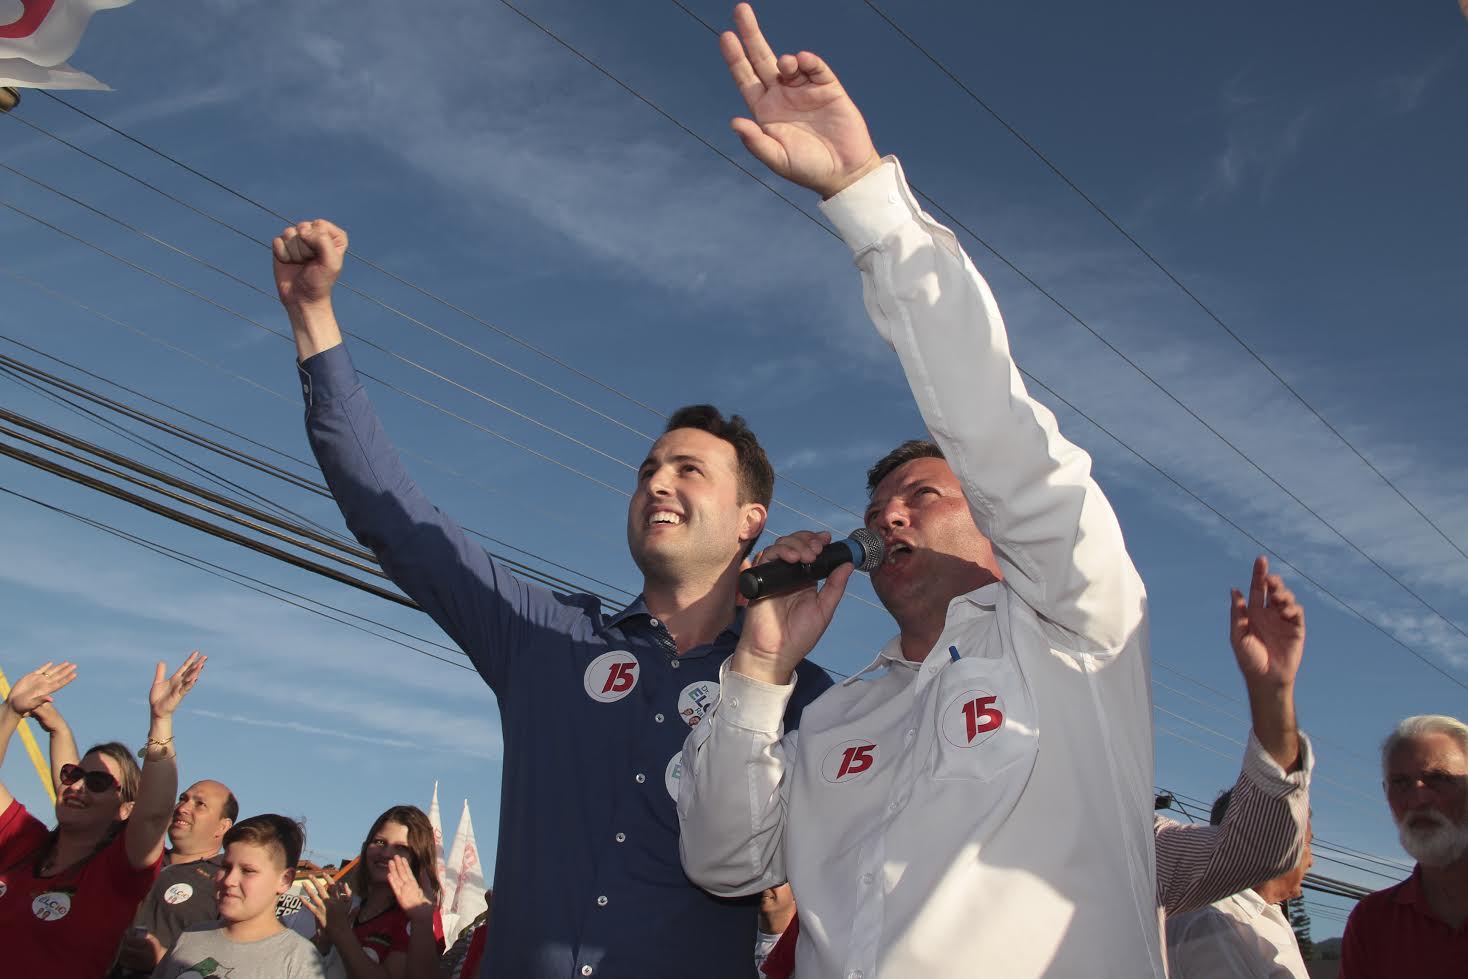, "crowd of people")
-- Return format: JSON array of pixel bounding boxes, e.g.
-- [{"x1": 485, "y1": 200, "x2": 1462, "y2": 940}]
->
[{"x1": 1, "y1": 4, "x2": 1464, "y2": 977}]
